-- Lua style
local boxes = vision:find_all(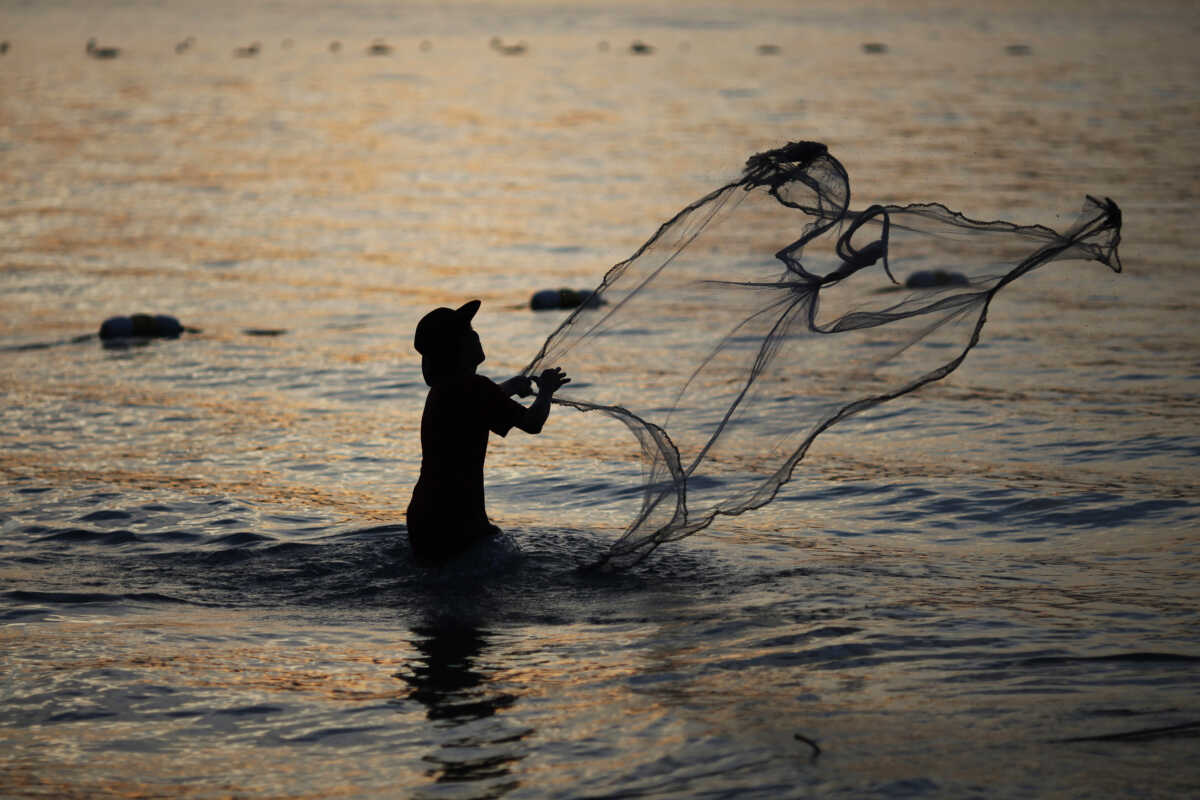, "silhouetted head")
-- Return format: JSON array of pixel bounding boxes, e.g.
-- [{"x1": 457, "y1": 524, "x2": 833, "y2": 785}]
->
[{"x1": 415, "y1": 299, "x2": 485, "y2": 385}]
